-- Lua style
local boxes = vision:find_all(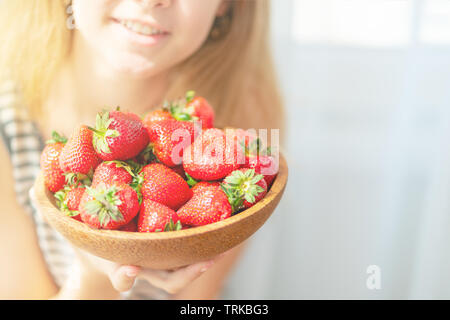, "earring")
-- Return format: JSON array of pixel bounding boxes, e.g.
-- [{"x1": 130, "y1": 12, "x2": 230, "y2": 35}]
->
[
  {"x1": 209, "y1": 15, "x2": 231, "y2": 40},
  {"x1": 64, "y1": 0, "x2": 76, "y2": 30},
  {"x1": 209, "y1": 7, "x2": 233, "y2": 41}
]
